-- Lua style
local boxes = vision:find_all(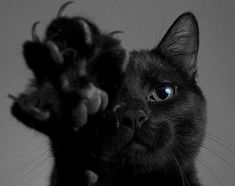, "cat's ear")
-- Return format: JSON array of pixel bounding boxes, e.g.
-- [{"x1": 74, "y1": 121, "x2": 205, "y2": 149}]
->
[{"x1": 153, "y1": 12, "x2": 199, "y2": 79}]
